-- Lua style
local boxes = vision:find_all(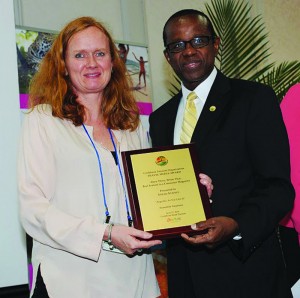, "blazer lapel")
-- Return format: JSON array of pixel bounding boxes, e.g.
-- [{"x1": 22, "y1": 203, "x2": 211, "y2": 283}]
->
[
  {"x1": 166, "y1": 91, "x2": 182, "y2": 145},
  {"x1": 191, "y1": 72, "x2": 231, "y2": 146}
]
